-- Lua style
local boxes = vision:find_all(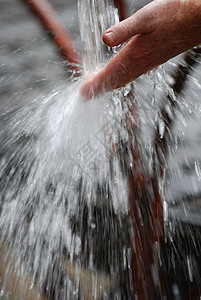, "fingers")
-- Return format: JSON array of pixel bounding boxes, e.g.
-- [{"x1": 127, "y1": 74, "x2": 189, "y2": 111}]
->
[
  {"x1": 79, "y1": 70, "x2": 106, "y2": 100},
  {"x1": 80, "y1": 0, "x2": 201, "y2": 100},
  {"x1": 103, "y1": 17, "x2": 136, "y2": 47},
  {"x1": 80, "y1": 35, "x2": 153, "y2": 100},
  {"x1": 80, "y1": 1, "x2": 164, "y2": 99},
  {"x1": 103, "y1": 3, "x2": 154, "y2": 47}
]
